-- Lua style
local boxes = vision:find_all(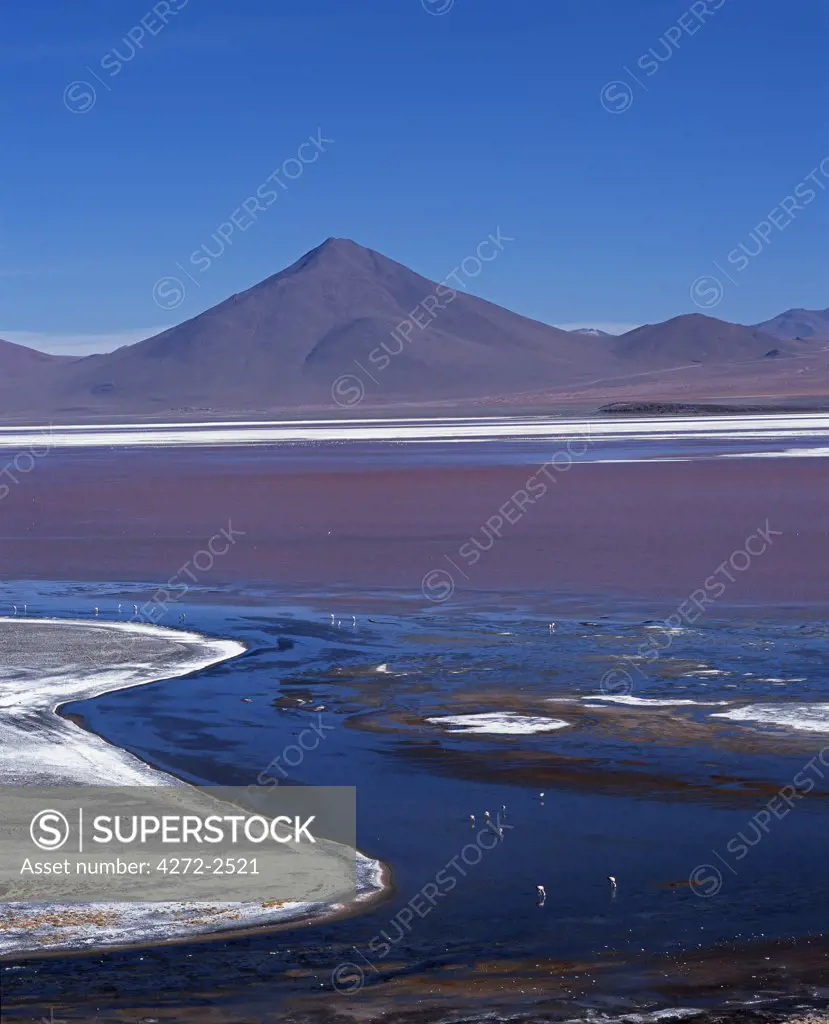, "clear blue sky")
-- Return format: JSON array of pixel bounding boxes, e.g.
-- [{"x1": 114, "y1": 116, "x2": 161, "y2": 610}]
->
[{"x1": 1, "y1": 0, "x2": 827, "y2": 353}]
